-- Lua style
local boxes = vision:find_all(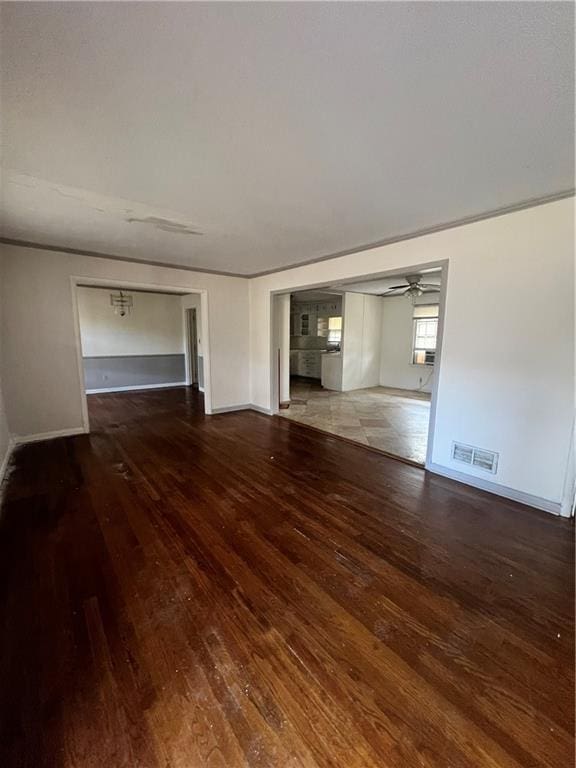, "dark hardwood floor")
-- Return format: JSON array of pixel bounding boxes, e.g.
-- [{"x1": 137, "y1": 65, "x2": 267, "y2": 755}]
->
[{"x1": 0, "y1": 387, "x2": 573, "y2": 768}]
